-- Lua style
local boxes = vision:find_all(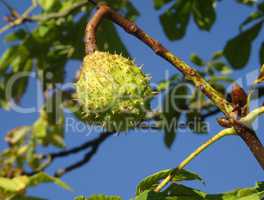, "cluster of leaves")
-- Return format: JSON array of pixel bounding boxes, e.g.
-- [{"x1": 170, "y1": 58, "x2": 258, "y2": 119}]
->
[
  {"x1": 0, "y1": 0, "x2": 139, "y2": 198},
  {"x1": 0, "y1": 172, "x2": 70, "y2": 199},
  {"x1": 75, "y1": 168, "x2": 264, "y2": 199},
  {"x1": 153, "y1": 0, "x2": 264, "y2": 69}
]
